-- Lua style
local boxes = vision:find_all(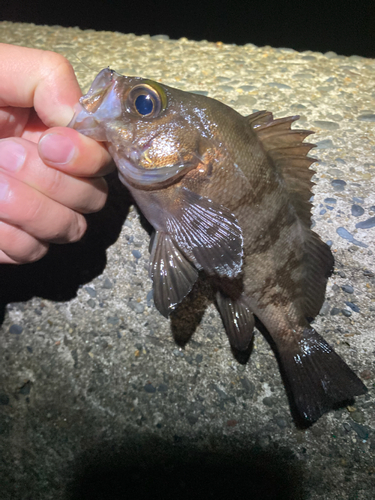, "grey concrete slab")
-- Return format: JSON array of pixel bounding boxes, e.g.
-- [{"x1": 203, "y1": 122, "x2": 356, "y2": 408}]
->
[{"x1": 0, "y1": 22, "x2": 374, "y2": 500}]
